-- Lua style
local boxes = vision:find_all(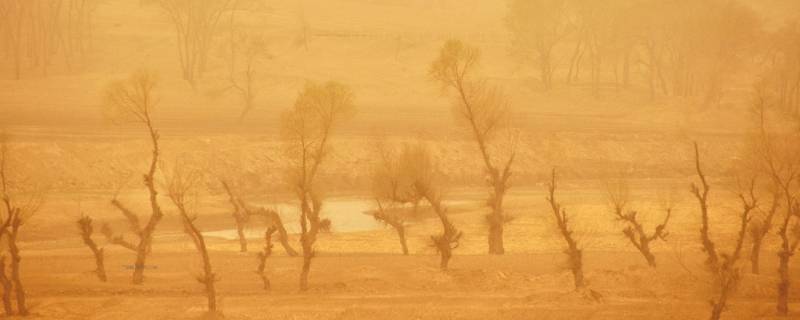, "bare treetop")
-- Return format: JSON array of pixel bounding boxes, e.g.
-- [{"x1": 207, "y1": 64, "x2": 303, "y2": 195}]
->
[
  {"x1": 281, "y1": 81, "x2": 356, "y2": 175},
  {"x1": 429, "y1": 40, "x2": 480, "y2": 90},
  {"x1": 102, "y1": 70, "x2": 159, "y2": 125}
]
